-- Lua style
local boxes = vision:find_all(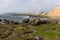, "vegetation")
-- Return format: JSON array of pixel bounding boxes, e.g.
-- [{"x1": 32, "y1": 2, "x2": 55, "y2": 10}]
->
[
  {"x1": 0, "y1": 18, "x2": 60, "y2": 40},
  {"x1": 0, "y1": 23, "x2": 60, "y2": 40}
]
